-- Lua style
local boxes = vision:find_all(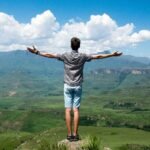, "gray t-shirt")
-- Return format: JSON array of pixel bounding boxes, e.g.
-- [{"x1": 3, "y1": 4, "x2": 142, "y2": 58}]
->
[{"x1": 57, "y1": 50, "x2": 92, "y2": 86}]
